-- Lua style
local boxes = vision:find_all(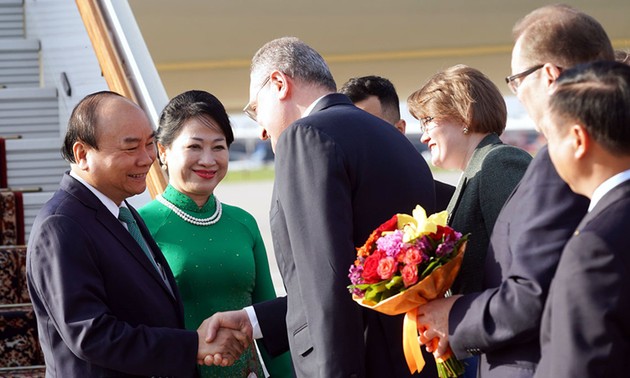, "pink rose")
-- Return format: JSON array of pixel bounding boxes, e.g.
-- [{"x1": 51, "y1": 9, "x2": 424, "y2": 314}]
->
[
  {"x1": 377, "y1": 256, "x2": 397, "y2": 280},
  {"x1": 401, "y1": 264, "x2": 418, "y2": 287},
  {"x1": 403, "y1": 247, "x2": 423, "y2": 265}
]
